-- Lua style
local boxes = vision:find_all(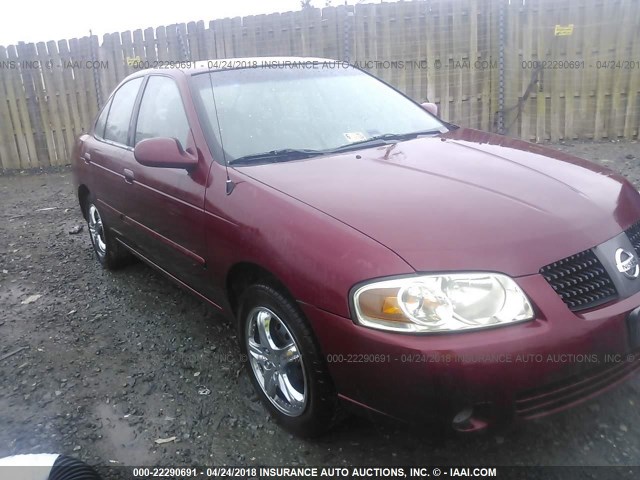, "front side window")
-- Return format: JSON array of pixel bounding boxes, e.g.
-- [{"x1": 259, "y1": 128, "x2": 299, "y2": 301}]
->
[
  {"x1": 104, "y1": 77, "x2": 143, "y2": 146},
  {"x1": 135, "y1": 76, "x2": 190, "y2": 149}
]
